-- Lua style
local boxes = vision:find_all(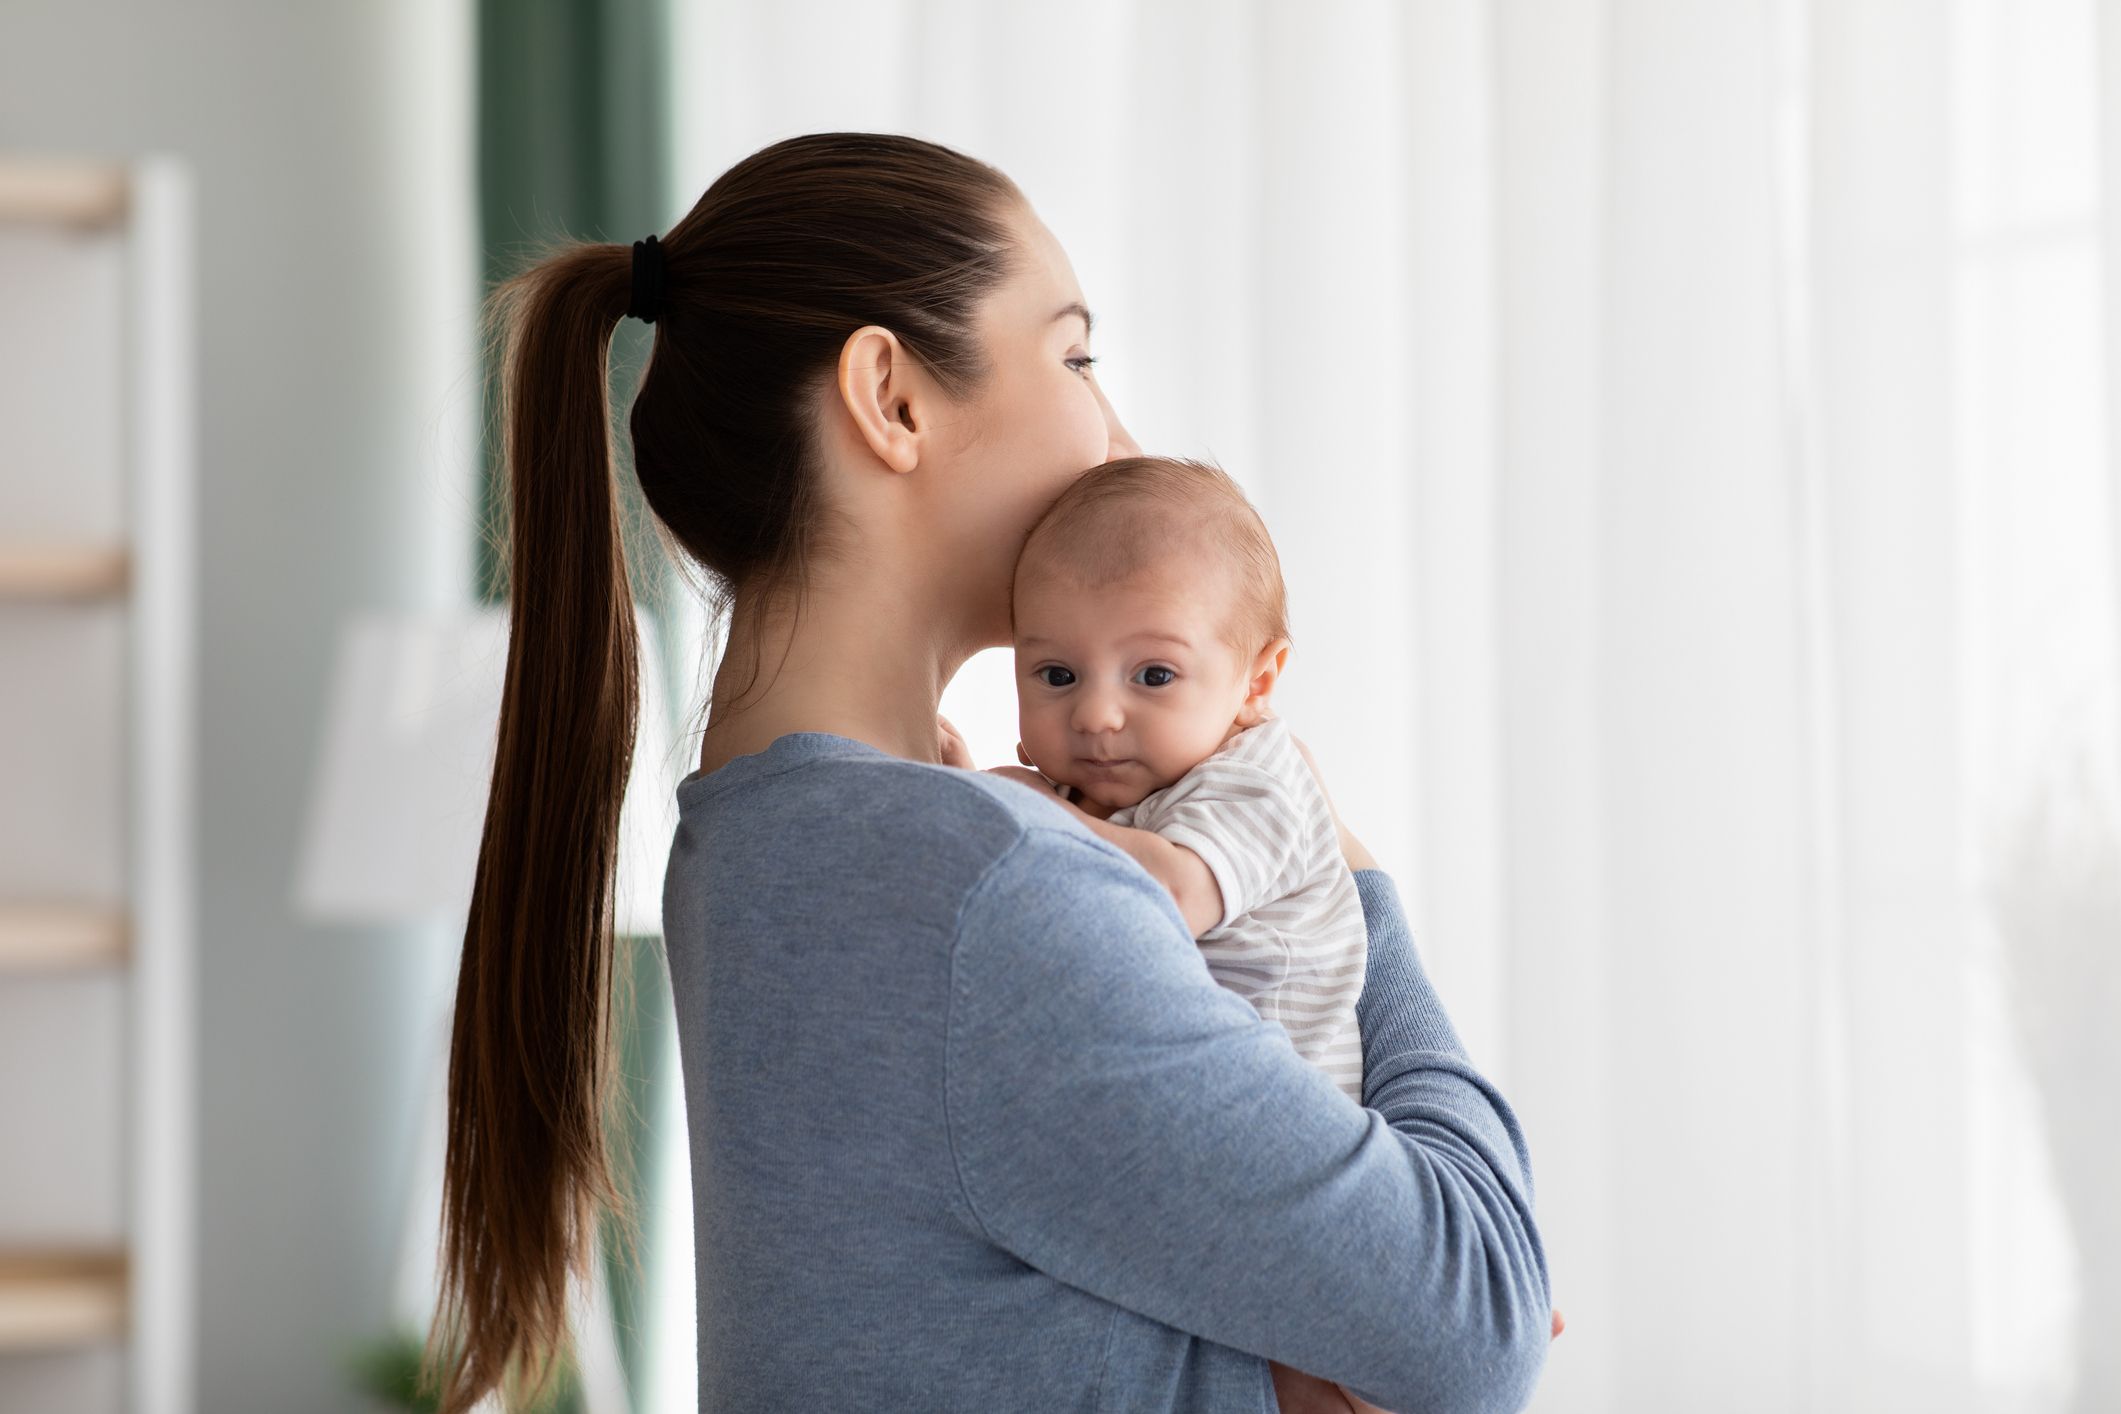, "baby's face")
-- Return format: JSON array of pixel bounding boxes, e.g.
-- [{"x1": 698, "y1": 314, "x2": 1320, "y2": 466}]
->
[{"x1": 1013, "y1": 562, "x2": 1259, "y2": 811}]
